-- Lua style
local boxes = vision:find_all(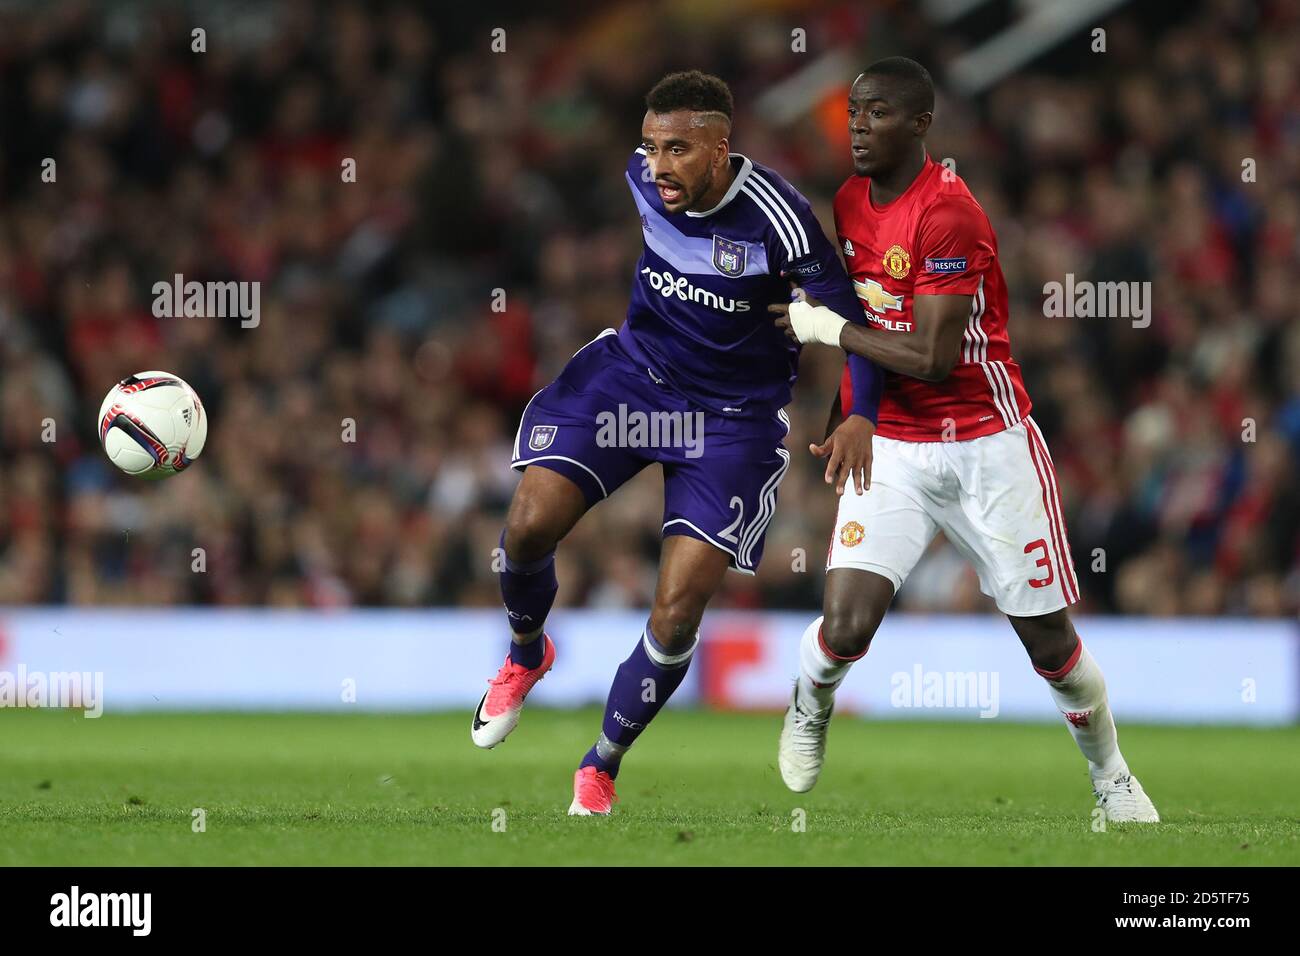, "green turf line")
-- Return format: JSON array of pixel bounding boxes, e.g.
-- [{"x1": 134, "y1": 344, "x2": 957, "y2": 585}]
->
[{"x1": 2, "y1": 710, "x2": 1296, "y2": 866}]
